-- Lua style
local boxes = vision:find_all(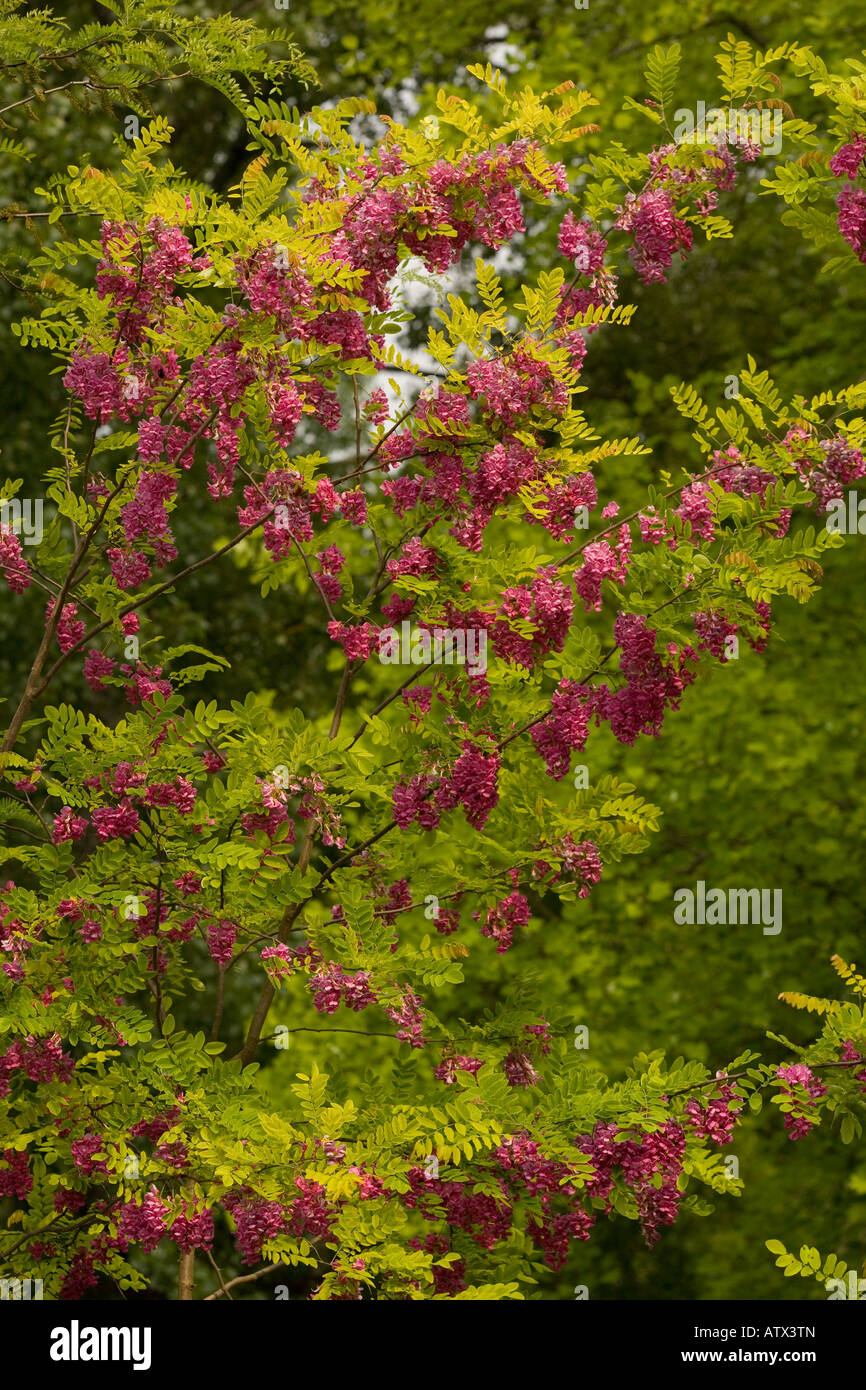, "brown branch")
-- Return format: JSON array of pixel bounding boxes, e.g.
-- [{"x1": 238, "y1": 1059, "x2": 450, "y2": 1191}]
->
[
  {"x1": 27, "y1": 508, "x2": 276, "y2": 722},
  {"x1": 0, "y1": 479, "x2": 119, "y2": 755},
  {"x1": 203, "y1": 1262, "x2": 287, "y2": 1300},
  {"x1": 234, "y1": 659, "x2": 356, "y2": 1066},
  {"x1": 206, "y1": 1250, "x2": 233, "y2": 1300},
  {"x1": 348, "y1": 660, "x2": 435, "y2": 749},
  {"x1": 1, "y1": 397, "x2": 221, "y2": 756},
  {"x1": 0, "y1": 69, "x2": 190, "y2": 118}
]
